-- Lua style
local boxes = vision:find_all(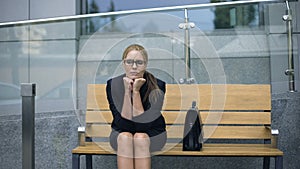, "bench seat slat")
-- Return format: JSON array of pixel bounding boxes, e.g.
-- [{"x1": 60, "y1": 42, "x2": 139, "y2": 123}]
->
[
  {"x1": 72, "y1": 142, "x2": 283, "y2": 157},
  {"x1": 86, "y1": 84, "x2": 271, "y2": 111},
  {"x1": 157, "y1": 143, "x2": 283, "y2": 156},
  {"x1": 162, "y1": 84, "x2": 271, "y2": 110},
  {"x1": 86, "y1": 111, "x2": 271, "y2": 125},
  {"x1": 86, "y1": 125, "x2": 271, "y2": 139},
  {"x1": 86, "y1": 84, "x2": 108, "y2": 111}
]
